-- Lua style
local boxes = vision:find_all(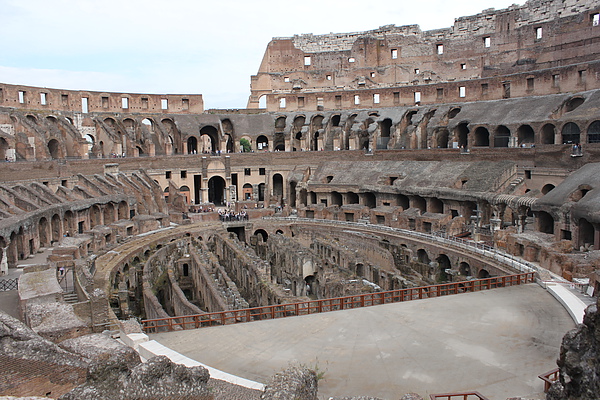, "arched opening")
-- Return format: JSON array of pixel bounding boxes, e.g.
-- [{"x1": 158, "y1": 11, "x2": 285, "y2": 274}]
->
[
  {"x1": 289, "y1": 181, "x2": 297, "y2": 207},
  {"x1": 455, "y1": 123, "x2": 469, "y2": 149},
  {"x1": 578, "y1": 218, "x2": 595, "y2": 249},
  {"x1": 429, "y1": 198, "x2": 443, "y2": 214},
  {"x1": 347, "y1": 192, "x2": 359, "y2": 205},
  {"x1": 494, "y1": 126, "x2": 511, "y2": 147},
  {"x1": 200, "y1": 126, "x2": 219, "y2": 153},
  {"x1": 565, "y1": 97, "x2": 585, "y2": 112},
  {"x1": 541, "y1": 124, "x2": 556, "y2": 144},
  {"x1": 179, "y1": 186, "x2": 191, "y2": 204},
  {"x1": 459, "y1": 262, "x2": 471, "y2": 277},
  {"x1": 51, "y1": 214, "x2": 61, "y2": 243},
  {"x1": 292, "y1": 115, "x2": 306, "y2": 151},
  {"x1": 258, "y1": 183, "x2": 265, "y2": 202},
  {"x1": 257, "y1": 135, "x2": 269, "y2": 151},
  {"x1": 118, "y1": 201, "x2": 128, "y2": 220},
  {"x1": 364, "y1": 192, "x2": 376, "y2": 208},
  {"x1": 39, "y1": 217, "x2": 50, "y2": 247},
  {"x1": 562, "y1": 122, "x2": 580, "y2": 144},
  {"x1": 208, "y1": 176, "x2": 226, "y2": 205},
  {"x1": 258, "y1": 95, "x2": 267, "y2": 109},
  {"x1": 63, "y1": 210, "x2": 75, "y2": 237},
  {"x1": 537, "y1": 211, "x2": 554, "y2": 234},
  {"x1": 331, "y1": 115, "x2": 341, "y2": 127},
  {"x1": 187, "y1": 136, "x2": 198, "y2": 154},
  {"x1": 254, "y1": 229, "x2": 268, "y2": 242},
  {"x1": 517, "y1": 125, "x2": 535, "y2": 145},
  {"x1": 304, "y1": 275, "x2": 317, "y2": 296},
  {"x1": 224, "y1": 134, "x2": 234, "y2": 153},
  {"x1": 412, "y1": 196, "x2": 426, "y2": 213},
  {"x1": 397, "y1": 194, "x2": 410, "y2": 210},
  {"x1": 478, "y1": 269, "x2": 490, "y2": 279},
  {"x1": 541, "y1": 184, "x2": 555, "y2": 195},
  {"x1": 378, "y1": 118, "x2": 392, "y2": 149},
  {"x1": 90, "y1": 205, "x2": 101, "y2": 227},
  {"x1": 48, "y1": 139, "x2": 61, "y2": 159},
  {"x1": 435, "y1": 128, "x2": 450, "y2": 148},
  {"x1": 103, "y1": 203, "x2": 115, "y2": 224},
  {"x1": 243, "y1": 183, "x2": 253, "y2": 200},
  {"x1": 331, "y1": 191, "x2": 342, "y2": 206},
  {"x1": 587, "y1": 120, "x2": 600, "y2": 144},
  {"x1": 416, "y1": 249, "x2": 430, "y2": 264},
  {"x1": 473, "y1": 127, "x2": 490, "y2": 147},
  {"x1": 0, "y1": 138, "x2": 8, "y2": 160},
  {"x1": 436, "y1": 254, "x2": 451, "y2": 281},
  {"x1": 355, "y1": 263, "x2": 364, "y2": 277},
  {"x1": 272, "y1": 174, "x2": 283, "y2": 199}
]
